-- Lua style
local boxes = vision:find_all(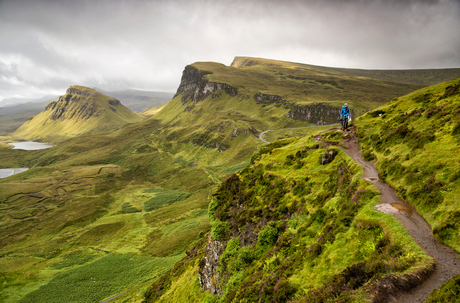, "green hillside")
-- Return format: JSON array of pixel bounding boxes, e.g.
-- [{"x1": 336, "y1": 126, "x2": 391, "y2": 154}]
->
[
  {"x1": 143, "y1": 78, "x2": 460, "y2": 303},
  {"x1": 231, "y1": 57, "x2": 460, "y2": 87},
  {"x1": 144, "y1": 135, "x2": 432, "y2": 303},
  {"x1": 1, "y1": 58, "x2": 460, "y2": 303},
  {"x1": 356, "y1": 78, "x2": 460, "y2": 252},
  {"x1": 14, "y1": 86, "x2": 145, "y2": 142}
]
